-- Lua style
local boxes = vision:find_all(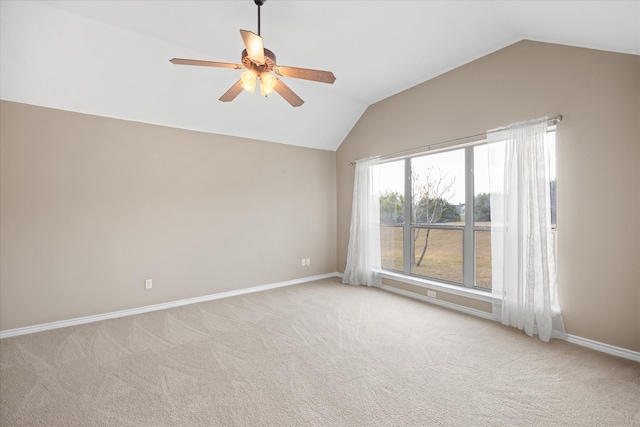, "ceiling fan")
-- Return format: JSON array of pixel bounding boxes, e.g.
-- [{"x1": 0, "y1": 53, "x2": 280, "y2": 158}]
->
[{"x1": 170, "y1": 0, "x2": 336, "y2": 107}]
